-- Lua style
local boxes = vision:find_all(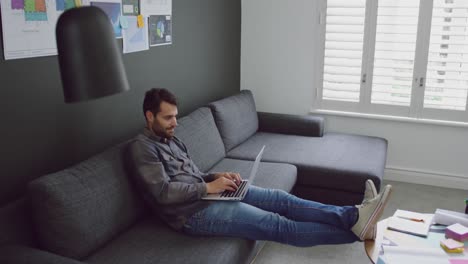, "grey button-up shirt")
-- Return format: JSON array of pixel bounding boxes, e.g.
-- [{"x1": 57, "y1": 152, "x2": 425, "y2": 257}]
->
[{"x1": 128, "y1": 128, "x2": 215, "y2": 230}]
